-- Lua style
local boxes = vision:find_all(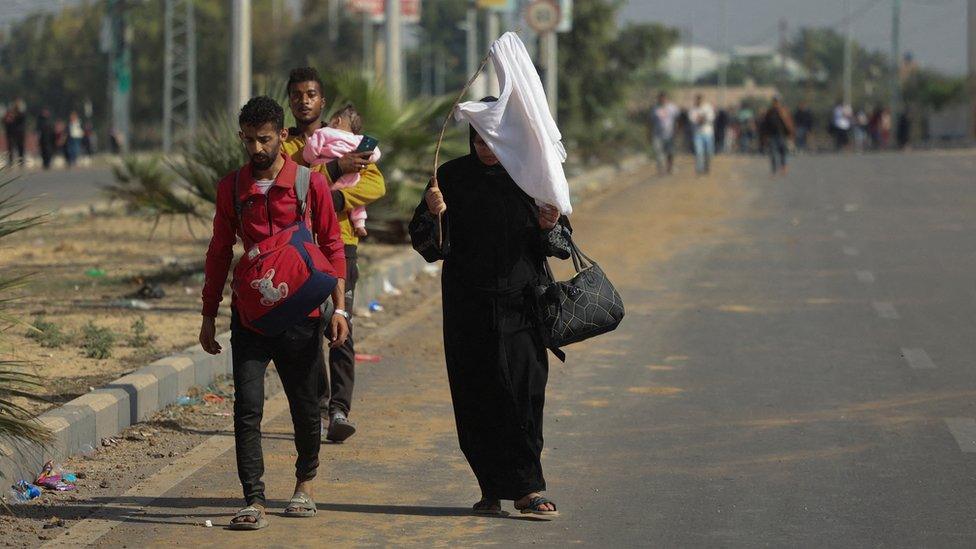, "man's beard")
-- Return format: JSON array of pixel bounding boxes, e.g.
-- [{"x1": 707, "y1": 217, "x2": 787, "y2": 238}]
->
[{"x1": 251, "y1": 147, "x2": 277, "y2": 171}]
